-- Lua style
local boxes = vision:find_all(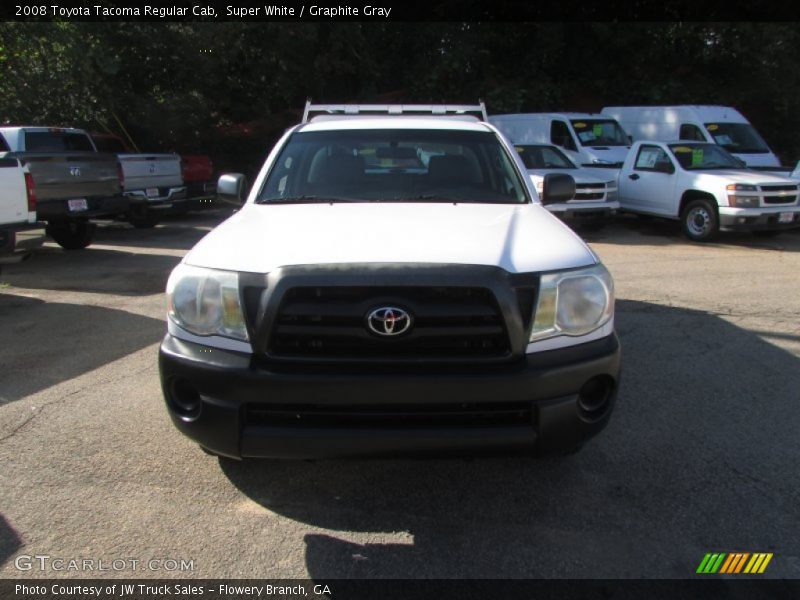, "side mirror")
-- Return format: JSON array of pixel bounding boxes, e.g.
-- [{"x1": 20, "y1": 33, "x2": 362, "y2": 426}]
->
[
  {"x1": 541, "y1": 173, "x2": 575, "y2": 205},
  {"x1": 217, "y1": 173, "x2": 247, "y2": 205}
]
